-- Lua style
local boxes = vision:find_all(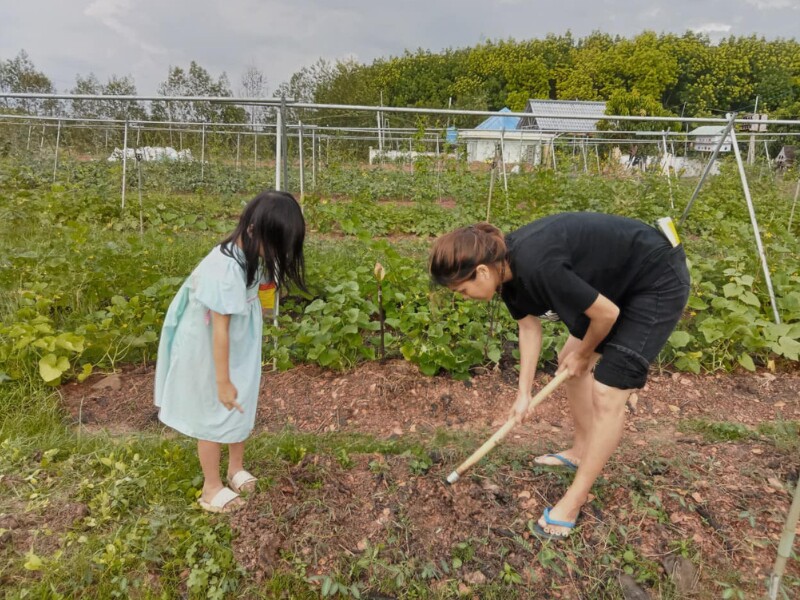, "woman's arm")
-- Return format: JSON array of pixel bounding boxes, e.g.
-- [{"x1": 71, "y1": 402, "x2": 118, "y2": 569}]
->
[
  {"x1": 559, "y1": 293, "x2": 619, "y2": 377},
  {"x1": 511, "y1": 315, "x2": 543, "y2": 419},
  {"x1": 211, "y1": 311, "x2": 244, "y2": 413}
]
